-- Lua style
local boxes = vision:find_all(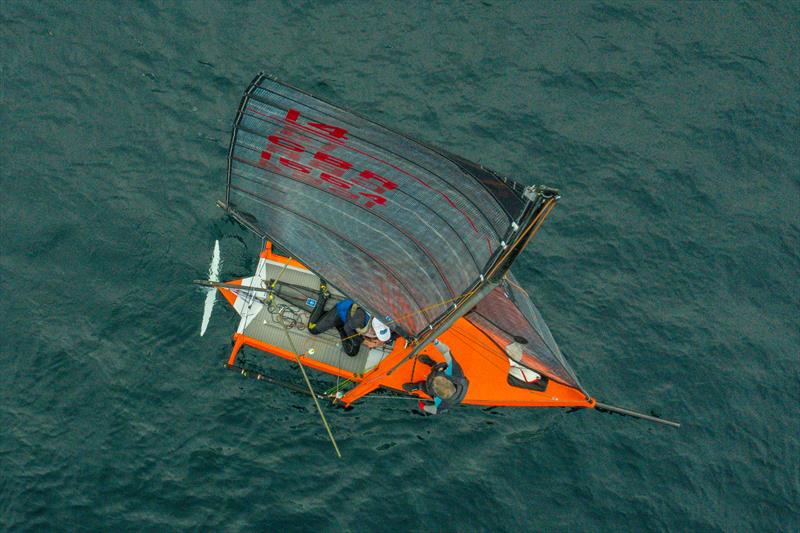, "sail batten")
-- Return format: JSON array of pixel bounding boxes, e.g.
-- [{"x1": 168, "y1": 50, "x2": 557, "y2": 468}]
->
[
  {"x1": 228, "y1": 183, "x2": 442, "y2": 325},
  {"x1": 231, "y1": 111, "x2": 496, "y2": 259},
  {"x1": 229, "y1": 163, "x2": 459, "y2": 299},
  {"x1": 249, "y1": 80, "x2": 531, "y2": 216}
]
